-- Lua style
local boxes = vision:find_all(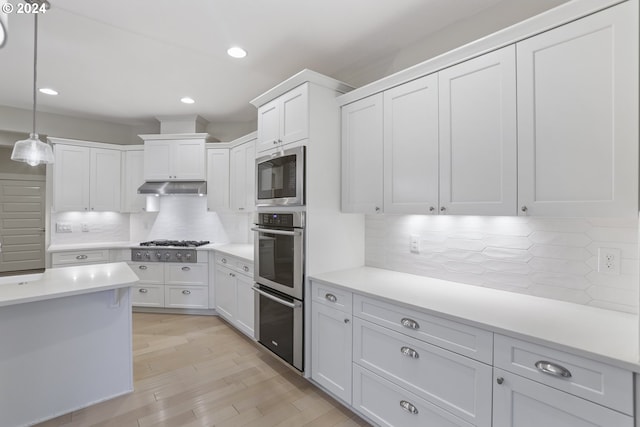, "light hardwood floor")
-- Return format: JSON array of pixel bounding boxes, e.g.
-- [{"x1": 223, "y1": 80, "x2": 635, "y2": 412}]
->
[{"x1": 35, "y1": 313, "x2": 370, "y2": 427}]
